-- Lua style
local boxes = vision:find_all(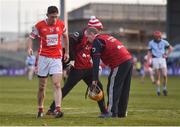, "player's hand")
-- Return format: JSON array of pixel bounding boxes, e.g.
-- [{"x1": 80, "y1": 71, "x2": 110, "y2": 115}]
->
[
  {"x1": 92, "y1": 80, "x2": 98, "y2": 86},
  {"x1": 27, "y1": 48, "x2": 33, "y2": 56},
  {"x1": 163, "y1": 54, "x2": 168, "y2": 58},
  {"x1": 65, "y1": 63, "x2": 73, "y2": 73},
  {"x1": 34, "y1": 66, "x2": 38, "y2": 74},
  {"x1": 63, "y1": 53, "x2": 69, "y2": 63}
]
